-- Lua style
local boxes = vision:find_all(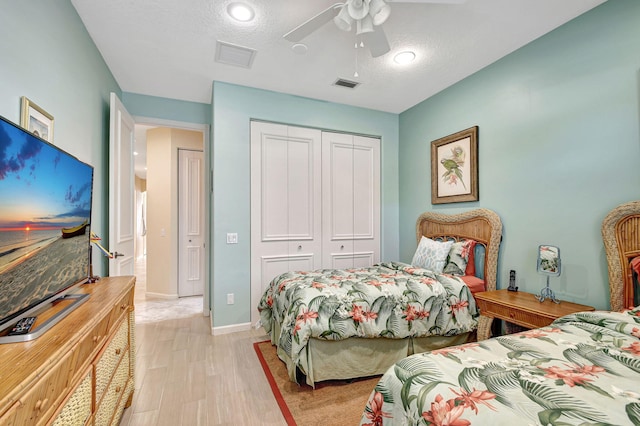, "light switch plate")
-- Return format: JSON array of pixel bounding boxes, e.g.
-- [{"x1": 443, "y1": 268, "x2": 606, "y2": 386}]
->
[{"x1": 226, "y1": 233, "x2": 238, "y2": 244}]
